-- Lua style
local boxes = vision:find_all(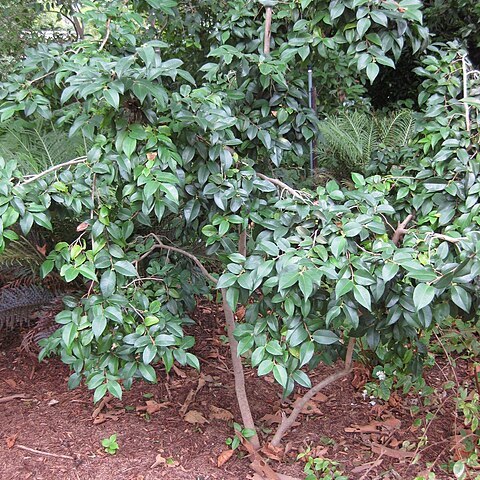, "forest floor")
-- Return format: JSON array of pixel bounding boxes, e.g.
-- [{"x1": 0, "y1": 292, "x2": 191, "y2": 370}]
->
[{"x1": 0, "y1": 302, "x2": 474, "y2": 480}]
